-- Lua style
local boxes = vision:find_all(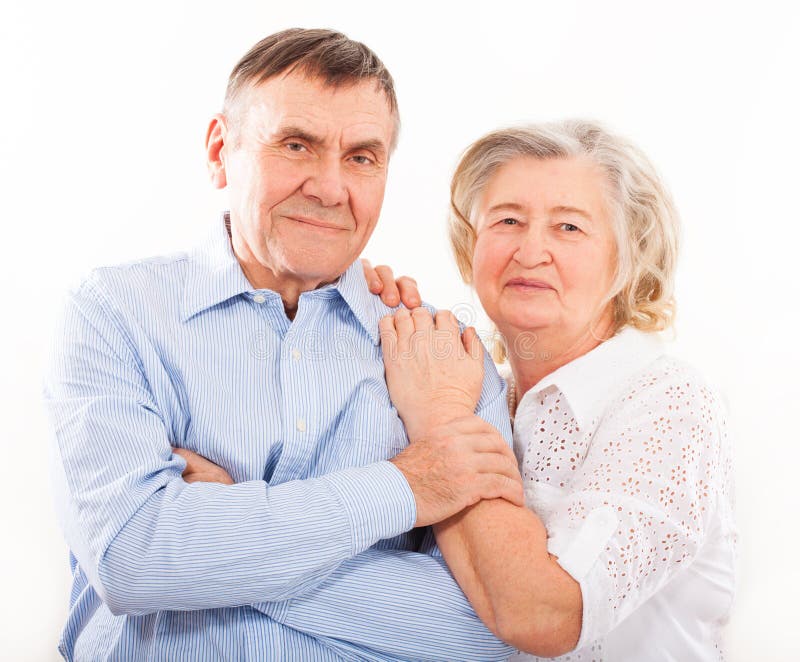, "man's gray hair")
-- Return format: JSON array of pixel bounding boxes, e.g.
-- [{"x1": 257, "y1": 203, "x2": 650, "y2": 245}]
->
[{"x1": 224, "y1": 28, "x2": 400, "y2": 149}]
